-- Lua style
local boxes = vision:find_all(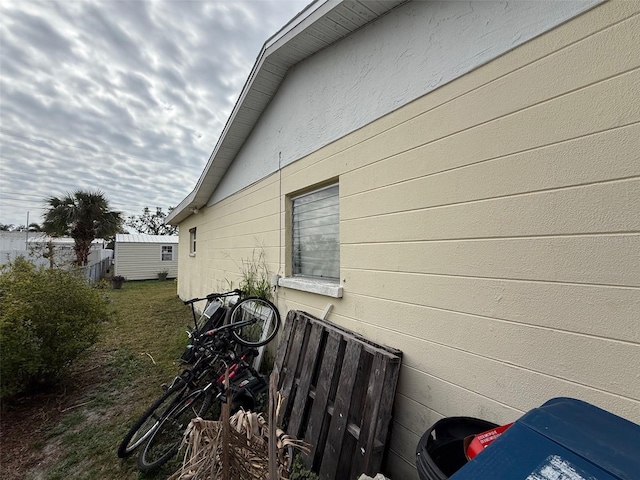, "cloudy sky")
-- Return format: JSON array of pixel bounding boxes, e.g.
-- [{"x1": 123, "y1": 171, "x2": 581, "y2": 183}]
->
[{"x1": 0, "y1": 0, "x2": 308, "y2": 228}]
